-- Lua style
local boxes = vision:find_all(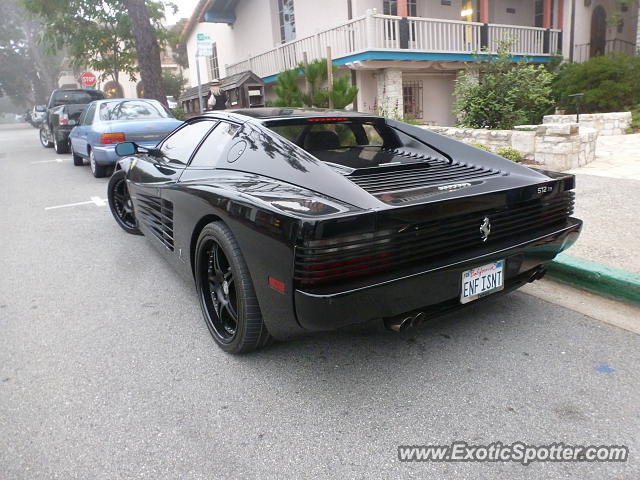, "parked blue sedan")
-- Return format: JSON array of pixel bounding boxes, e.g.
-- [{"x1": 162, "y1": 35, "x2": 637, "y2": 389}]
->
[{"x1": 69, "y1": 99, "x2": 183, "y2": 177}]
